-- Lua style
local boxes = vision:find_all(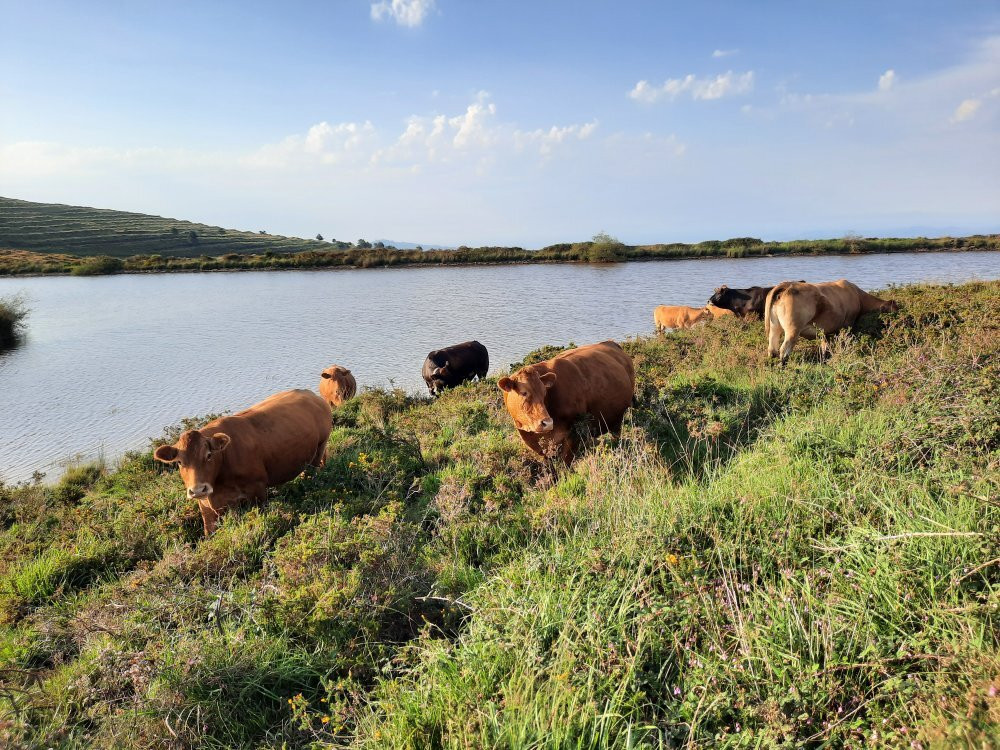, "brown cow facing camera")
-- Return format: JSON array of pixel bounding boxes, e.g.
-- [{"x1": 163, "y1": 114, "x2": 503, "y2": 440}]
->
[
  {"x1": 498, "y1": 340, "x2": 635, "y2": 464},
  {"x1": 319, "y1": 365, "x2": 357, "y2": 409},
  {"x1": 153, "y1": 389, "x2": 332, "y2": 535}
]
